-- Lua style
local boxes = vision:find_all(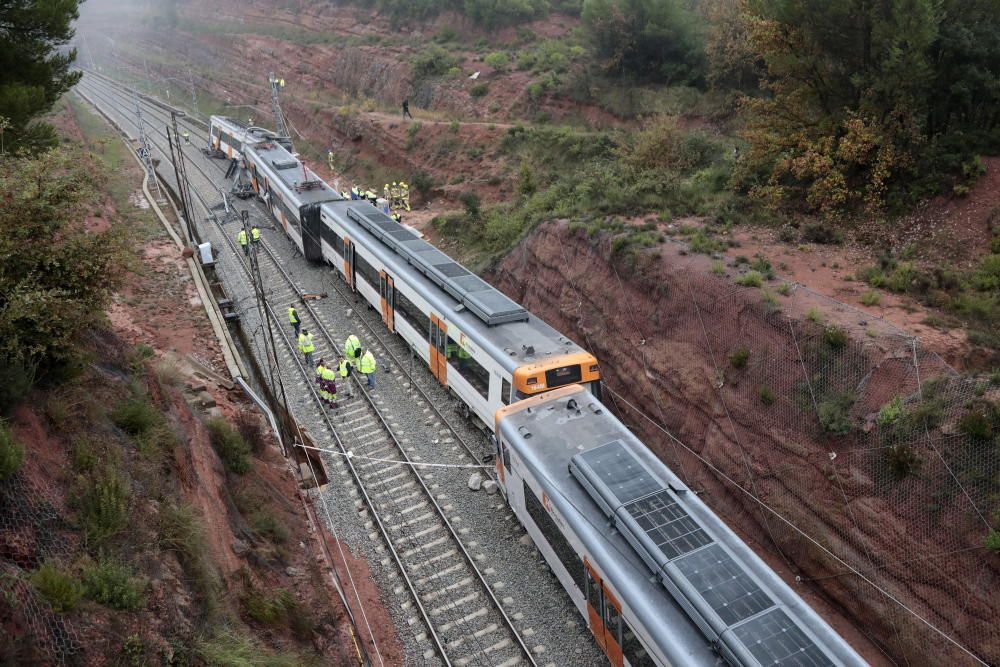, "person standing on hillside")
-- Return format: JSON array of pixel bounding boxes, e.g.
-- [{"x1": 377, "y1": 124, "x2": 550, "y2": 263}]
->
[{"x1": 402, "y1": 99, "x2": 413, "y2": 120}]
